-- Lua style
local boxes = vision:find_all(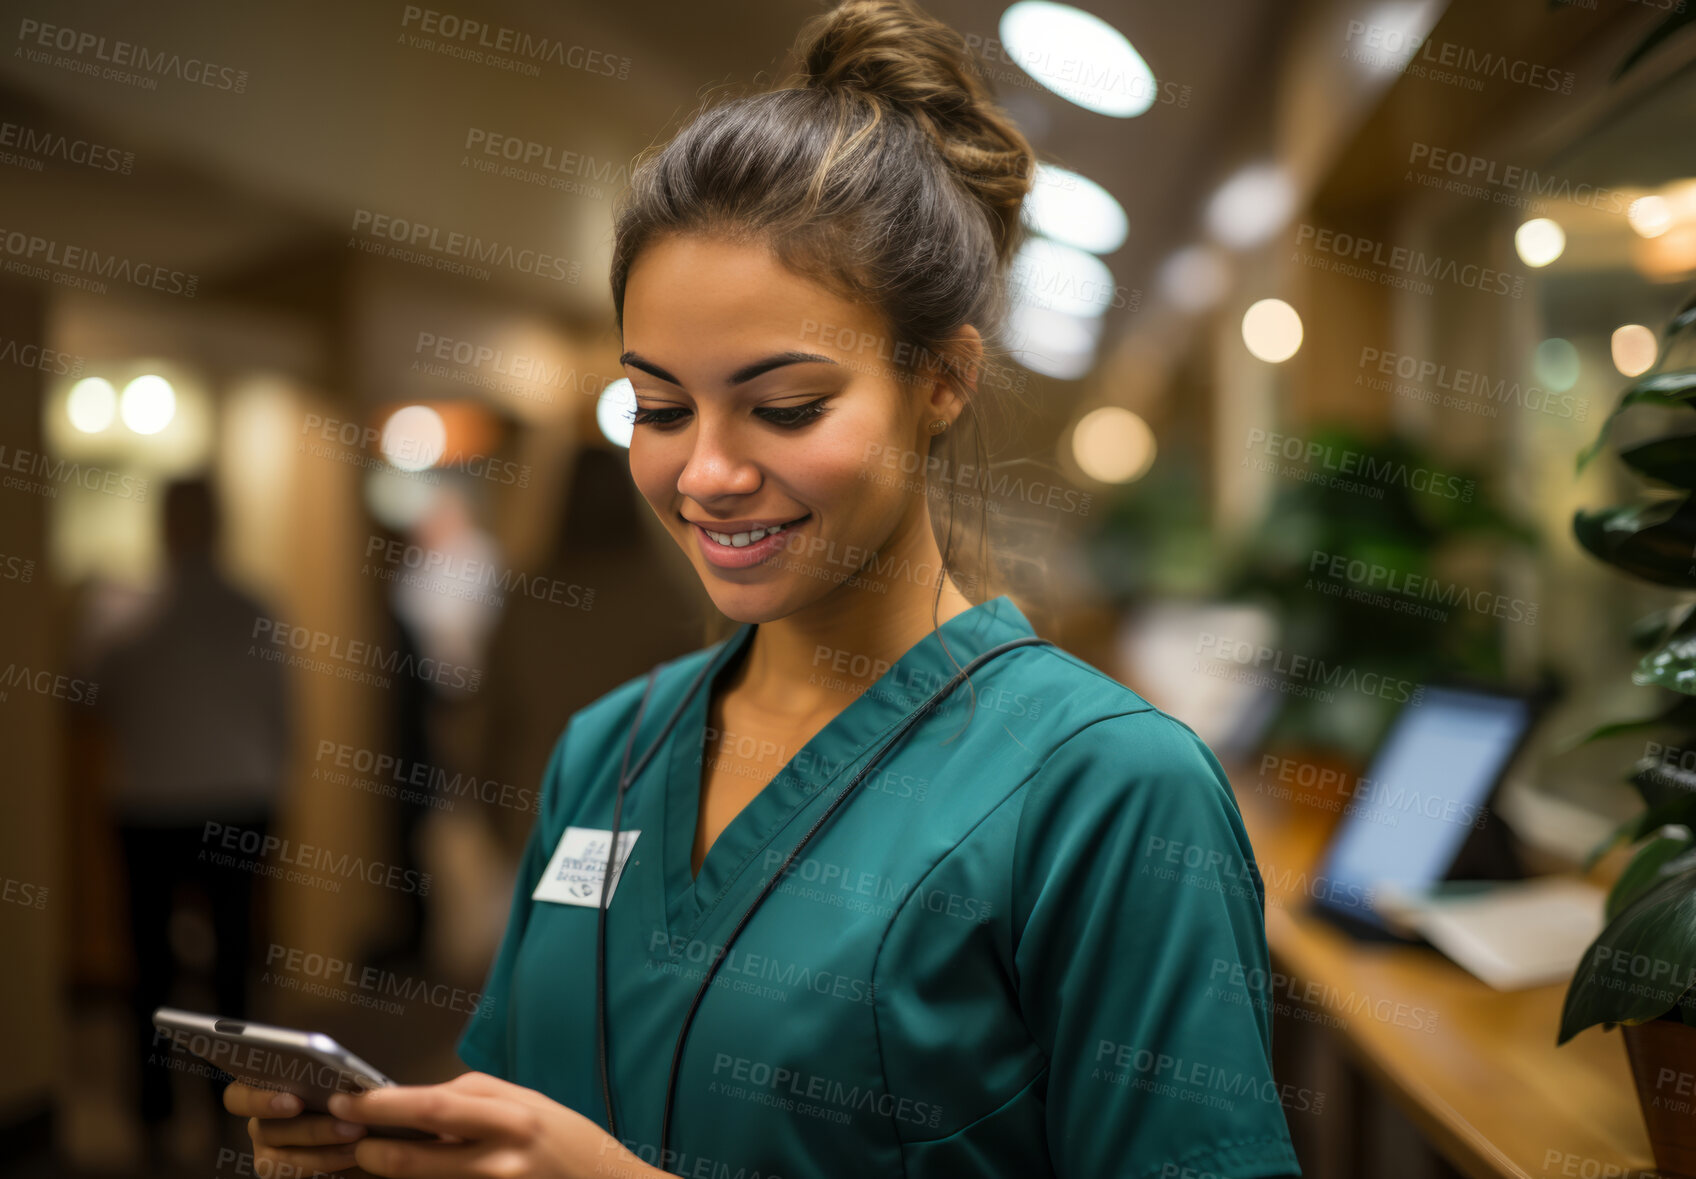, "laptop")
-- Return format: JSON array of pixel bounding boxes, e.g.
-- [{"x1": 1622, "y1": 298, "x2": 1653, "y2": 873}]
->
[{"x1": 1306, "y1": 684, "x2": 1544, "y2": 942}]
